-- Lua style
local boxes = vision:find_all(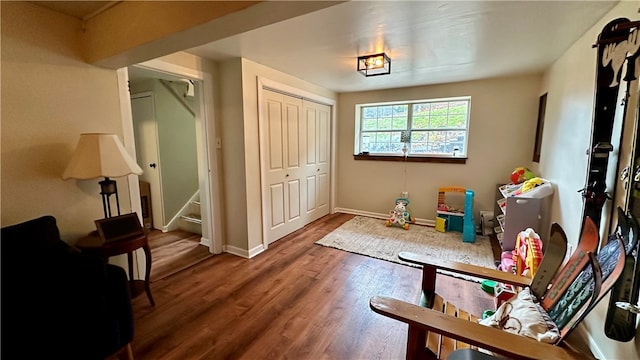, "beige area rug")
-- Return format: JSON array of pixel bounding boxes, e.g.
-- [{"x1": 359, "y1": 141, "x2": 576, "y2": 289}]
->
[{"x1": 315, "y1": 215, "x2": 496, "y2": 282}]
